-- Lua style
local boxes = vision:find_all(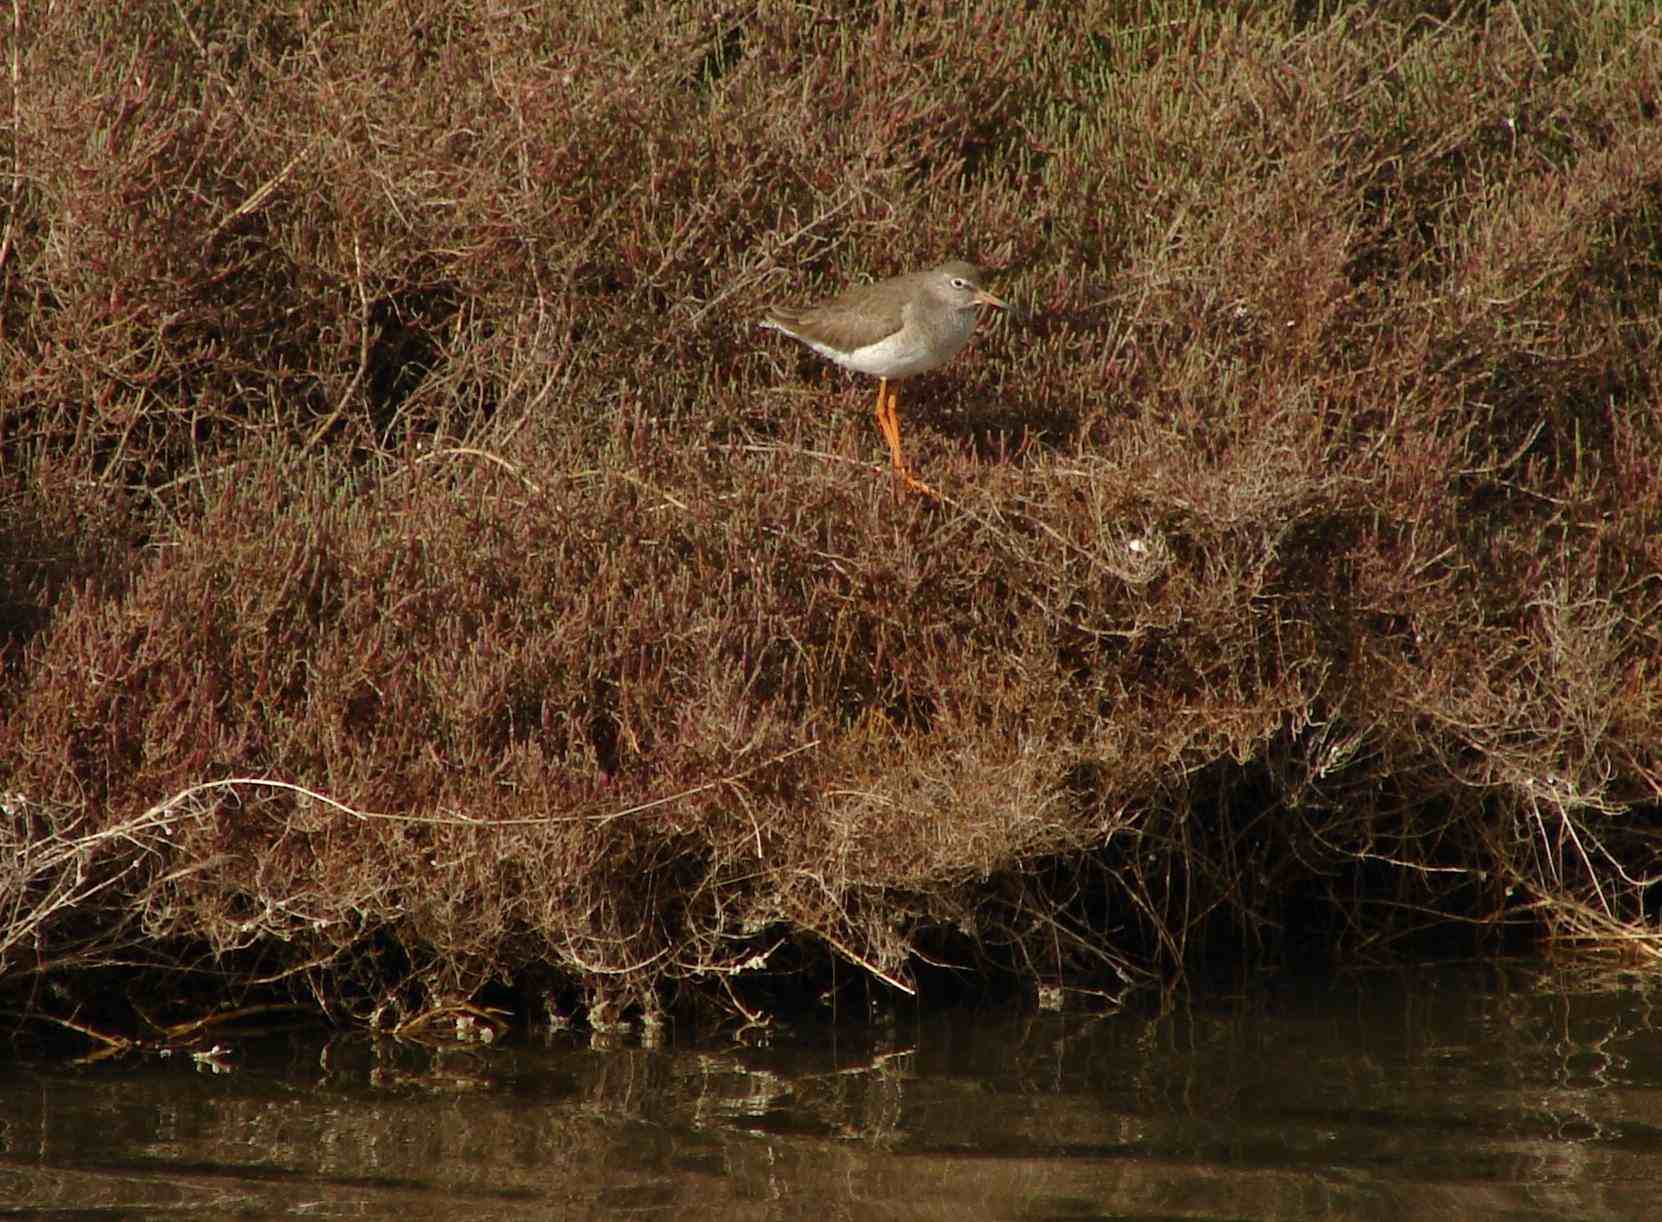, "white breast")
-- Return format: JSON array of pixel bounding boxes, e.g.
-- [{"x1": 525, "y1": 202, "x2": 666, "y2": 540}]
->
[{"x1": 814, "y1": 303, "x2": 977, "y2": 380}]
